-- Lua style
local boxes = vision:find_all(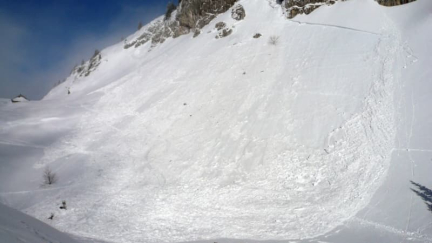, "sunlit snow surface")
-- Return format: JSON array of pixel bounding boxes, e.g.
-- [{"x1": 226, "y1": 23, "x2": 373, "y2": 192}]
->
[{"x1": 1, "y1": 0, "x2": 432, "y2": 242}]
